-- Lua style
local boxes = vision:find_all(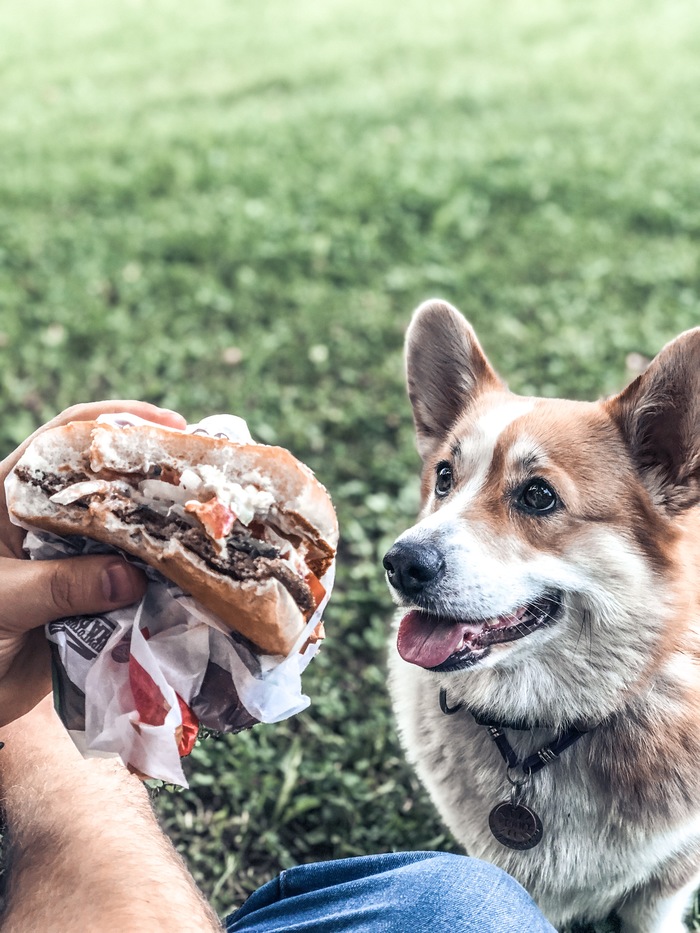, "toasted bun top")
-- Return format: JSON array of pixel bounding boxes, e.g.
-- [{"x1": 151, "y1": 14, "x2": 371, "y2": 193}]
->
[{"x1": 13, "y1": 420, "x2": 339, "y2": 551}]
